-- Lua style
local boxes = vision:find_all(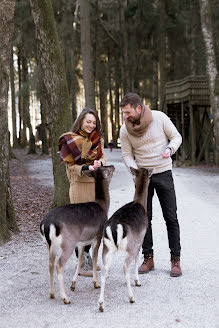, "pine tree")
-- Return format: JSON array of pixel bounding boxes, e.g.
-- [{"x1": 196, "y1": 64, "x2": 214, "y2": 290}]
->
[
  {"x1": 0, "y1": 0, "x2": 18, "y2": 244},
  {"x1": 30, "y1": 0, "x2": 72, "y2": 206}
]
